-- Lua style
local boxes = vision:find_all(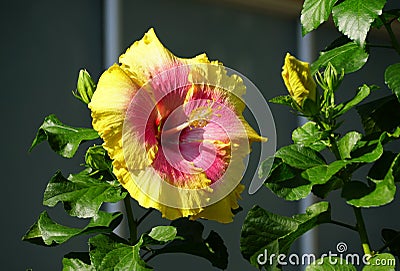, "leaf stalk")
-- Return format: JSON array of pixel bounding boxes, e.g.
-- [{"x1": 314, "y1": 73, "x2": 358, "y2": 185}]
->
[
  {"x1": 353, "y1": 207, "x2": 371, "y2": 255},
  {"x1": 123, "y1": 196, "x2": 137, "y2": 244}
]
